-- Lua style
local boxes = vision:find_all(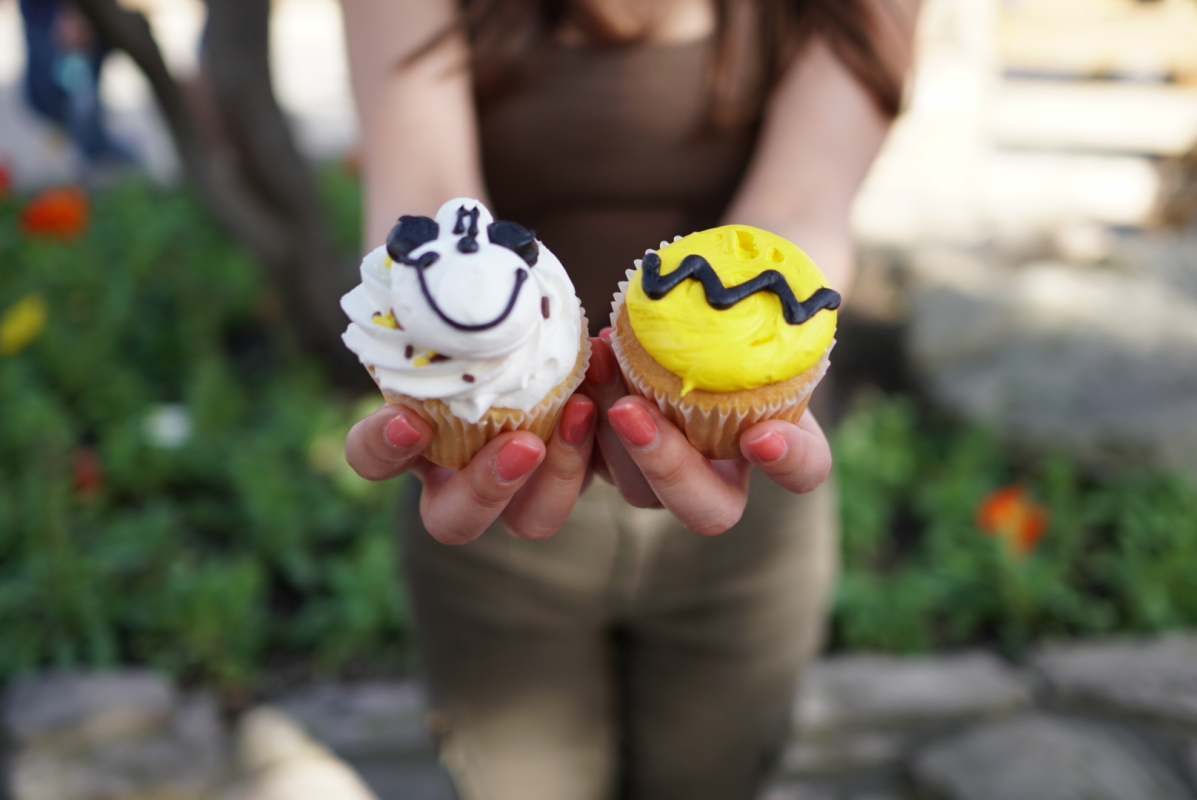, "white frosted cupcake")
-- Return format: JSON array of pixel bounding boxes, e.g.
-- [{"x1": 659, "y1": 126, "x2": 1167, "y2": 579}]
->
[{"x1": 341, "y1": 198, "x2": 589, "y2": 468}]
